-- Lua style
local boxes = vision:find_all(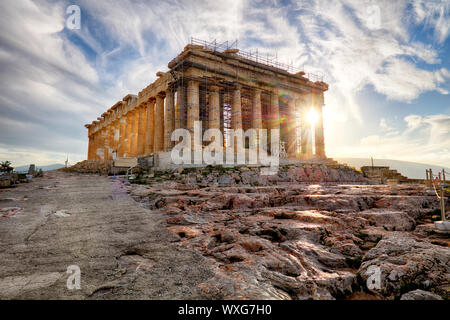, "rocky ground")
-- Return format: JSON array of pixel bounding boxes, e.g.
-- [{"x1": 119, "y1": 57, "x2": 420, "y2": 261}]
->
[
  {"x1": 128, "y1": 165, "x2": 450, "y2": 300},
  {"x1": 0, "y1": 165, "x2": 448, "y2": 300}
]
